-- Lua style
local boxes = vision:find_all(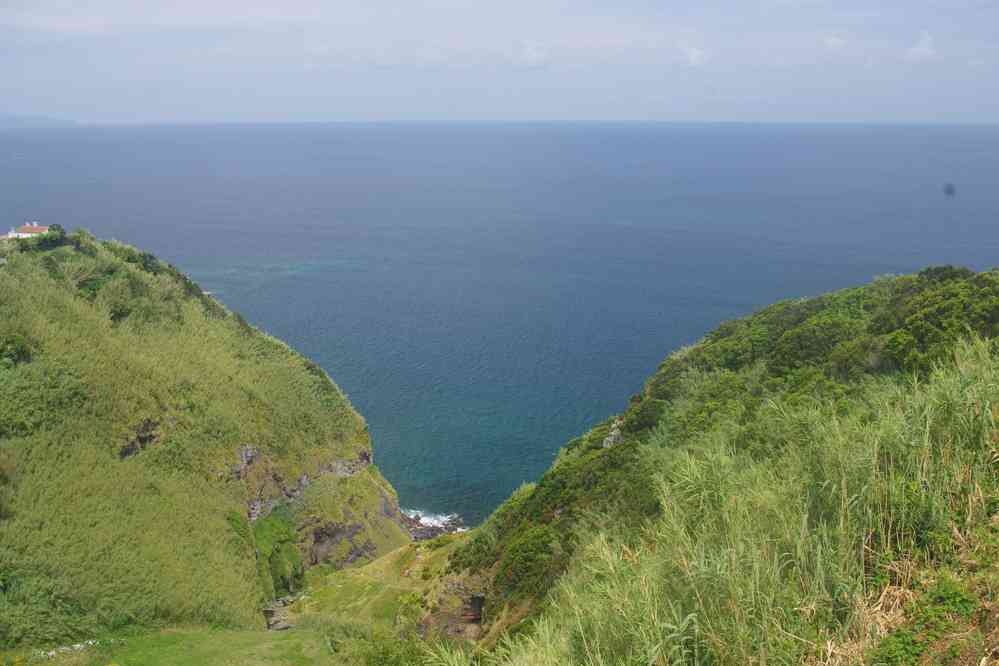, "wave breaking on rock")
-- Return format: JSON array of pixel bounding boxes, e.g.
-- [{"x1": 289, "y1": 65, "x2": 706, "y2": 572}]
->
[{"x1": 402, "y1": 509, "x2": 466, "y2": 540}]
